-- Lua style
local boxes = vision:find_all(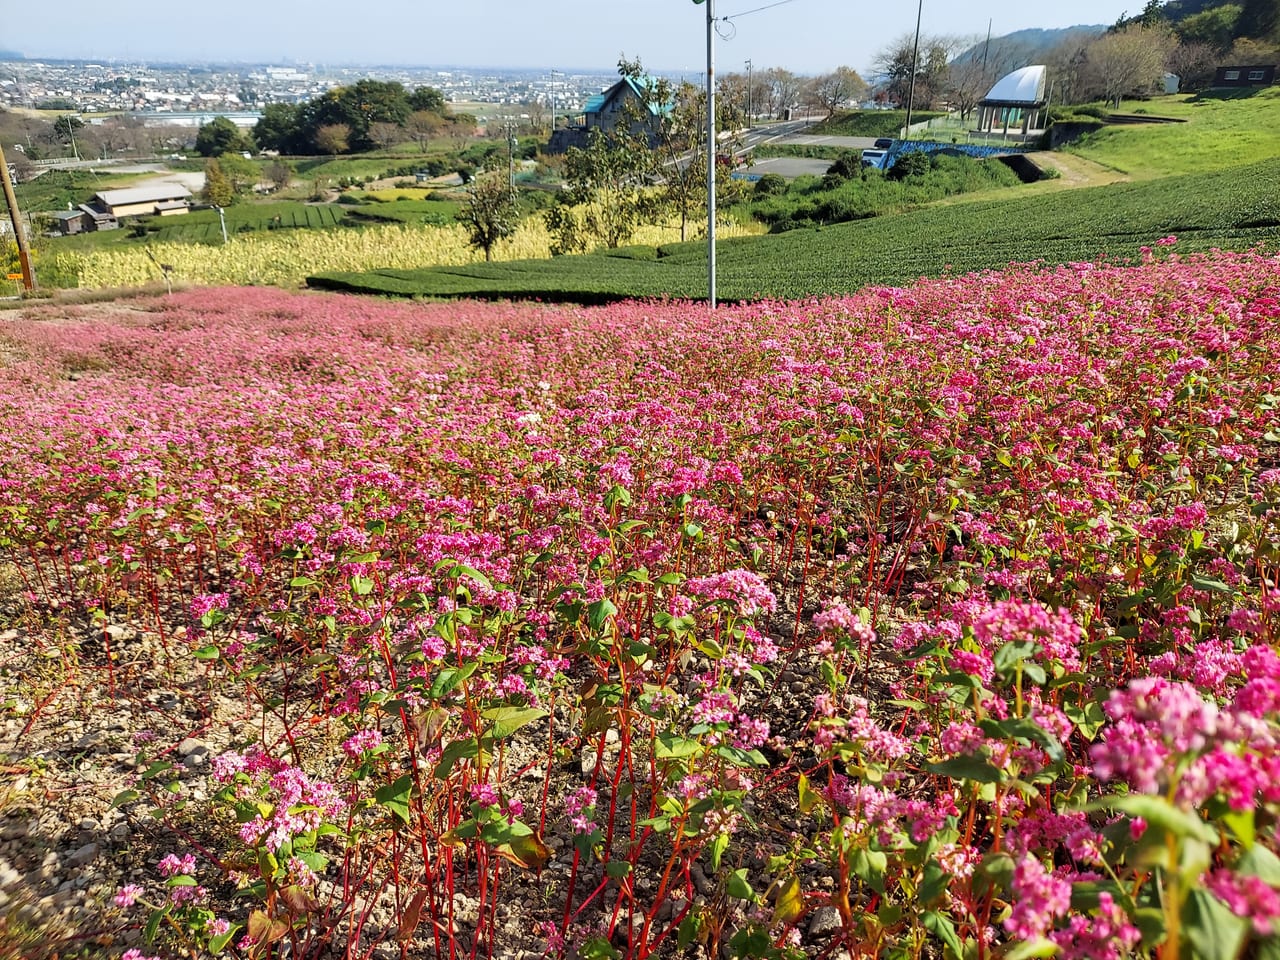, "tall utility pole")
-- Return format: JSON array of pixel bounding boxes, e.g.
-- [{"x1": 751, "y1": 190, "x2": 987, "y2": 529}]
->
[
  {"x1": 745, "y1": 59, "x2": 752, "y2": 129},
  {"x1": 504, "y1": 120, "x2": 517, "y2": 197},
  {"x1": 694, "y1": 0, "x2": 716, "y2": 308},
  {"x1": 0, "y1": 144, "x2": 36, "y2": 293},
  {"x1": 903, "y1": 0, "x2": 924, "y2": 139}
]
